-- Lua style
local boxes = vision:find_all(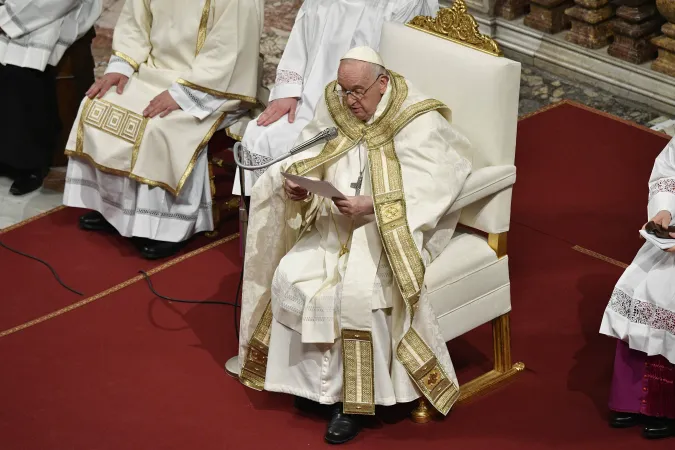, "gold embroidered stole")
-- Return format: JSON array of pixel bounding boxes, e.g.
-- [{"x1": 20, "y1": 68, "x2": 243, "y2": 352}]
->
[{"x1": 240, "y1": 73, "x2": 460, "y2": 415}]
